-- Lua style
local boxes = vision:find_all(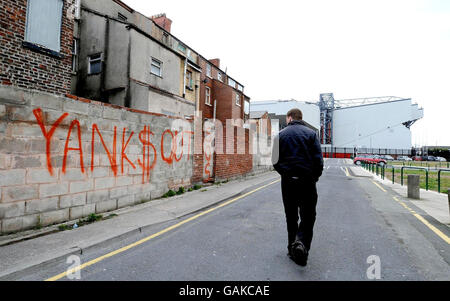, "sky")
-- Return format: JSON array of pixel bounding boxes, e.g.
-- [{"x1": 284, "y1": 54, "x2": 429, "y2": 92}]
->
[{"x1": 123, "y1": 0, "x2": 450, "y2": 147}]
